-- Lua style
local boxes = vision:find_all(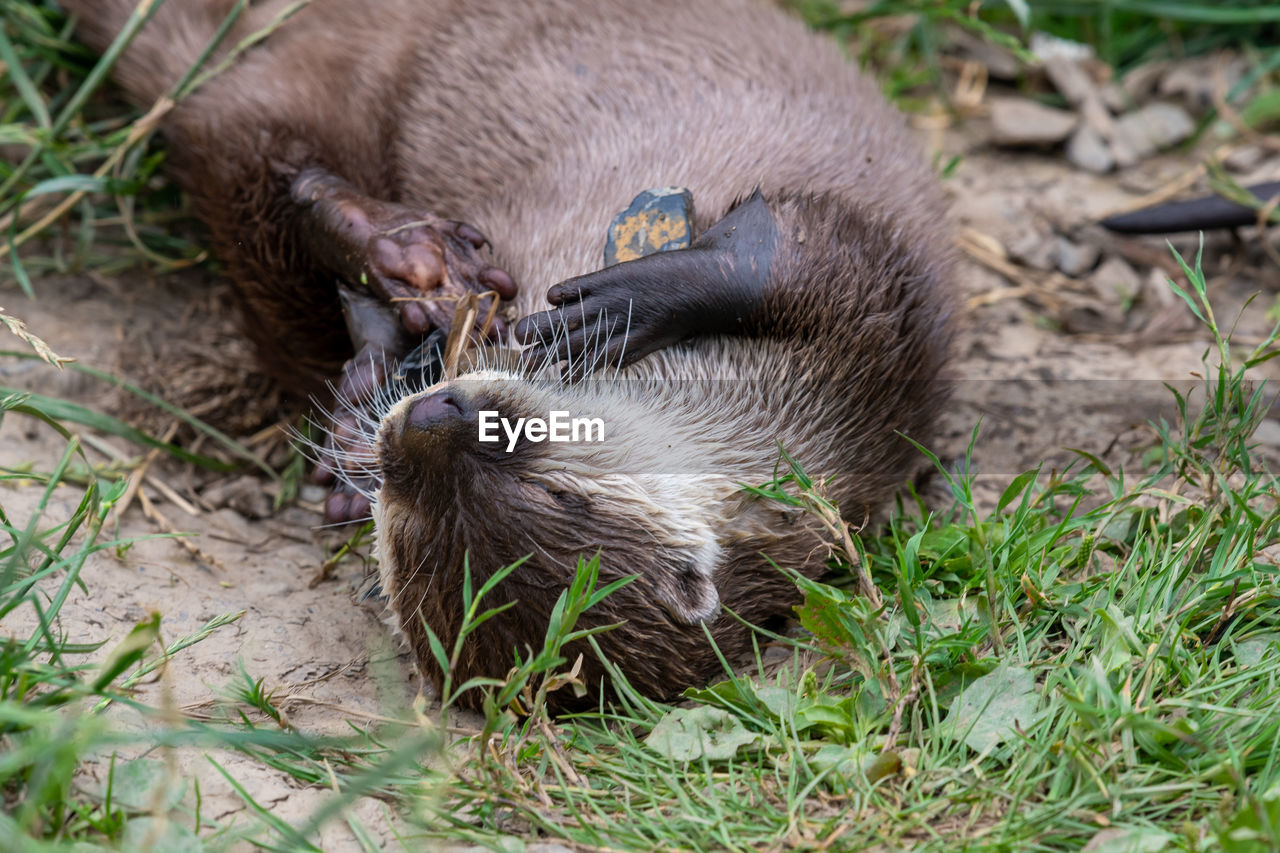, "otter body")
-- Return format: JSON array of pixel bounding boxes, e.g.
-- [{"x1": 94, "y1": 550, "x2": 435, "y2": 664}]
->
[{"x1": 67, "y1": 0, "x2": 954, "y2": 708}]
